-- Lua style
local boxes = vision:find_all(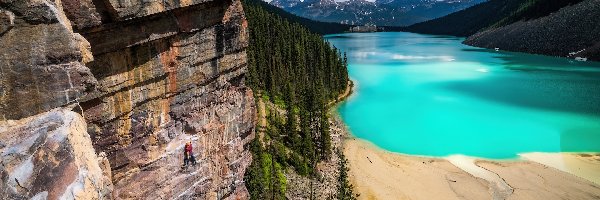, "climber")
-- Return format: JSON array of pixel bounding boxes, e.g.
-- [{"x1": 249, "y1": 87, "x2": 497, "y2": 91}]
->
[
  {"x1": 183, "y1": 142, "x2": 190, "y2": 167},
  {"x1": 184, "y1": 141, "x2": 197, "y2": 166}
]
